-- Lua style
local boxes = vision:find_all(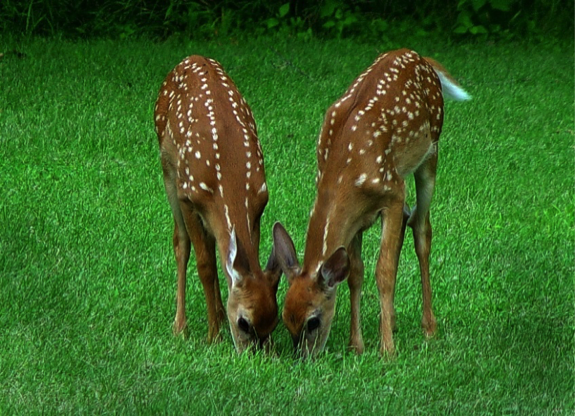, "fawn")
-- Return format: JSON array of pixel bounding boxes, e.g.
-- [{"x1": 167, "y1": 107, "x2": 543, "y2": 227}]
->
[
  {"x1": 154, "y1": 56, "x2": 281, "y2": 353},
  {"x1": 272, "y1": 49, "x2": 470, "y2": 357}
]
